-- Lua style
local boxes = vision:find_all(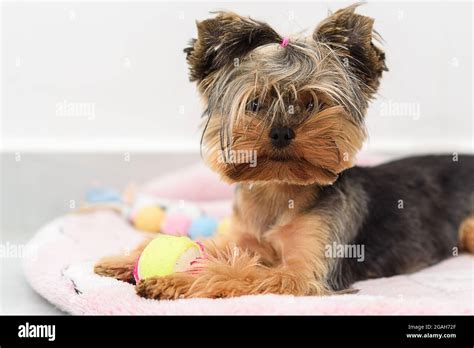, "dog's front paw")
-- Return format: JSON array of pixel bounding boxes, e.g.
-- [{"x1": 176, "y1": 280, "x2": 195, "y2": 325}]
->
[
  {"x1": 136, "y1": 273, "x2": 195, "y2": 300},
  {"x1": 94, "y1": 257, "x2": 135, "y2": 283}
]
